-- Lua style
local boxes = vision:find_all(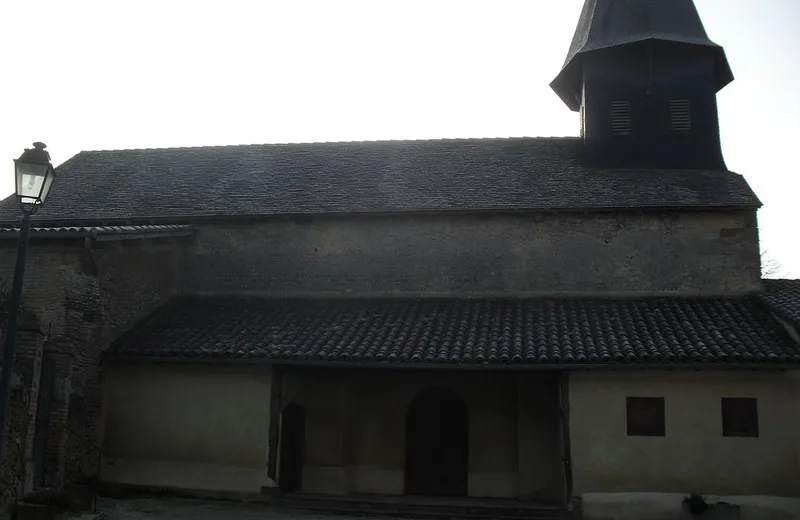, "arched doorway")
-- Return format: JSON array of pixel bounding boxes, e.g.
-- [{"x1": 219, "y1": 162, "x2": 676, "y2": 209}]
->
[{"x1": 404, "y1": 387, "x2": 468, "y2": 496}]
